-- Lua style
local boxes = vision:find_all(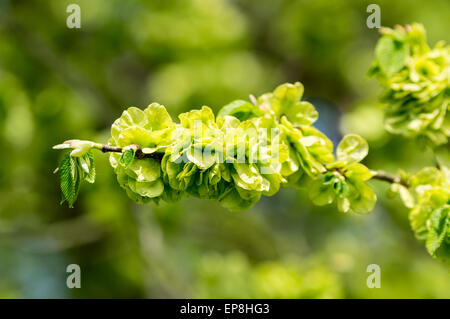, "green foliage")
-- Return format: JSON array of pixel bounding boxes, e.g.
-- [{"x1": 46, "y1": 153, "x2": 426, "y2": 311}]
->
[
  {"x1": 390, "y1": 166, "x2": 450, "y2": 264},
  {"x1": 309, "y1": 134, "x2": 376, "y2": 214},
  {"x1": 336, "y1": 134, "x2": 369, "y2": 164},
  {"x1": 119, "y1": 147, "x2": 136, "y2": 169},
  {"x1": 53, "y1": 139, "x2": 96, "y2": 157},
  {"x1": 258, "y1": 82, "x2": 318, "y2": 126},
  {"x1": 57, "y1": 153, "x2": 80, "y2": 208},
  {"x1": 52, "y1": 21, "x2": 450, "y2": 264},
  {"x1": 103, "y1": 82, "x2": 377, "y2": 212},
  {"x1": 217, "y1": 100, "x2": 263, "y2": 121},
  {"x1": 83, "y1": 151, "x2": 96, "y2": 184},
  {"x1": 56, "y1": 151, "x2": 96, "y2": 208},
  {"x1": 369, "y1": 23, "x2": 450, "y2": 146},
  {"x1": 374, "y1": 36, "x2": 409, "y2": 78},
  {"x1": 368, "y1": 23, "x2": 450, "y2": 263},
  {"x1": 53, "y1": 82, "x2": 380, "y2": 214},
  {"x1": 3, "y1": 0, "x2": 450, "y2": 298}
]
